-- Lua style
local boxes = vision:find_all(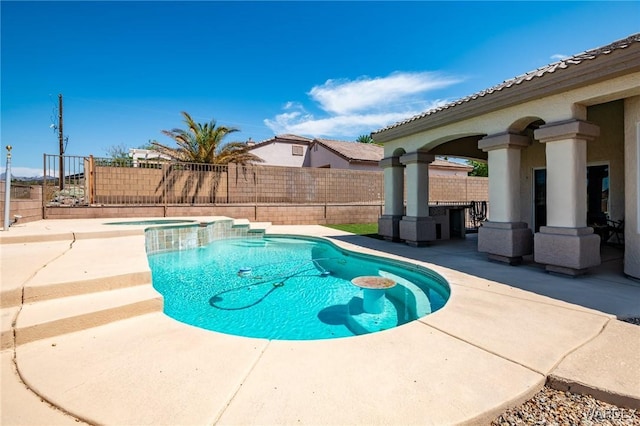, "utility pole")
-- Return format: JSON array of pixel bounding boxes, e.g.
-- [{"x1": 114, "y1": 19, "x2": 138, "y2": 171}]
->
[{"x1": 58, "y1": 94, "x2": 64, "y2": 190}]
